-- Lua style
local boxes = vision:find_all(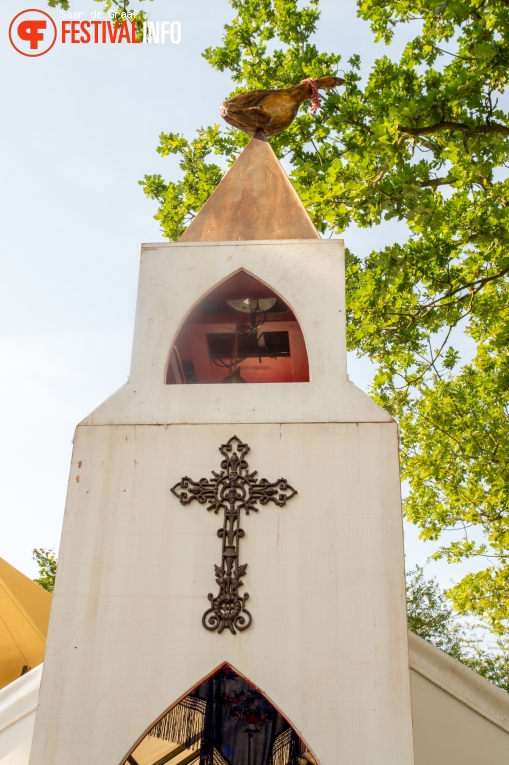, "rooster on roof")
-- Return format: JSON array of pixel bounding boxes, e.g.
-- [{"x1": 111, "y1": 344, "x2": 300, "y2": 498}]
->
[{"x1": 220, "y1": 76, "x2": 344, "y2": 136}]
